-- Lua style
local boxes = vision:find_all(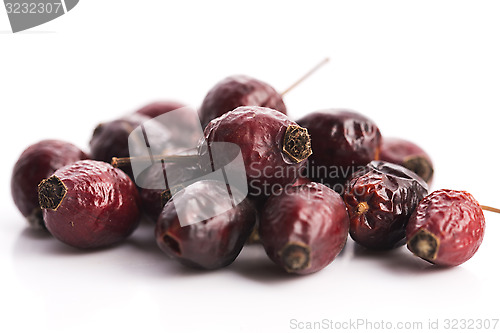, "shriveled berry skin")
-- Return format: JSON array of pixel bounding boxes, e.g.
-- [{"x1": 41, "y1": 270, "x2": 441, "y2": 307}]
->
[
  {"x1": 199, "y1": 75, "x2": 286, "y2": 128},
  {"x1": 155, "y1": 180, "x2": 257, "y2": 269},
  {"x1": 259, "y1": 182, "x2": 349, "y2": 274},
  {"x1": 135, "y1": 101, "x2": 186, "y2": 119},
  {"x1": 380, "y1": 137, "x2": 434, "y2": 185},
  {"x1": 406, "y1": 189, "x2": 485, "y2": 266},
  {"x1": 138, "y1": 163, "x2": 204, "y2": 222},
  {"x1": 38, "y1": 160, "x2": 140, "y2": 249},
  {"x1": 344, "y1": 161, "x2": 428, "y2": 250},
  {"x1": 90, "y1": 113, "x2": 150, "y2": 164},
  {"x1": 297, "y1": 109, "x2": 382, "y2": 191},
  {"x1": 11, "y1": 140, "x2": 88, "y2": 230},
  {"x1": 201, "y1": 106, "x2": 311, "y2": 198}
]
